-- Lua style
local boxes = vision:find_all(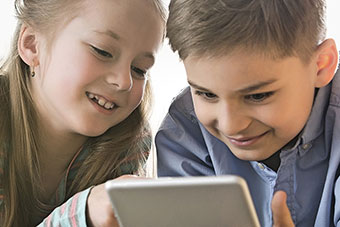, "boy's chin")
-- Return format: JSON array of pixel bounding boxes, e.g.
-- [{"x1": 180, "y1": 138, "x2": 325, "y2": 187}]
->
[{"x1": 230, "y1": 148, "x2": 276, "y2": 162}]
